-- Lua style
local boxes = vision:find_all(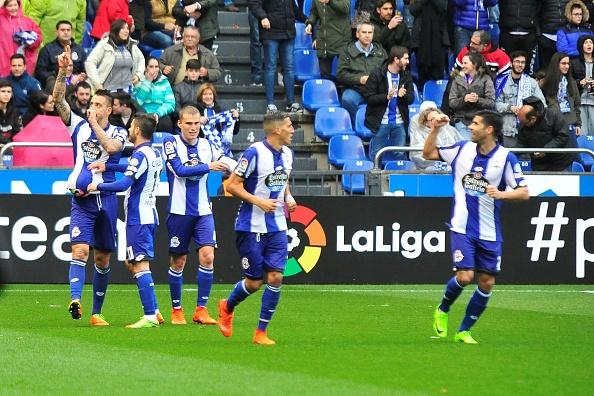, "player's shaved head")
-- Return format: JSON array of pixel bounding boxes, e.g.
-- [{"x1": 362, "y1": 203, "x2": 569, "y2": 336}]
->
[{"x1": 263, "y1": 111, "x2": 291, "y2": 135}]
